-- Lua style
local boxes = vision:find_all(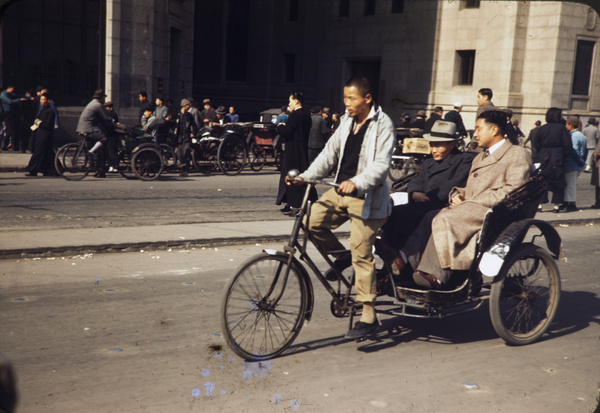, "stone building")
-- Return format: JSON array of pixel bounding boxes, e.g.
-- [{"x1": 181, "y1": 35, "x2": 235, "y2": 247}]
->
[{"x1": 1, "y1": 0, "x2": 599, "y2": 139}]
